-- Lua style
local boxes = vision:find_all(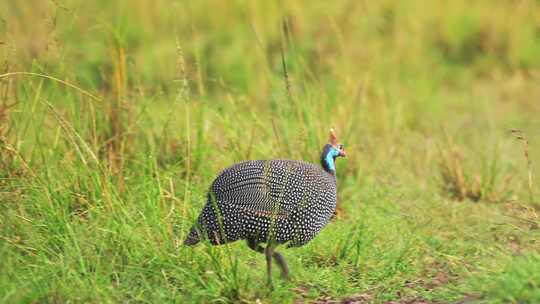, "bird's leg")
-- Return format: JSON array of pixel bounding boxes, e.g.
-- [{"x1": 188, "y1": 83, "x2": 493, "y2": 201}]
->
[
  {"x1": 246, "y1": 238, "x2": 265, "y2": 253},
  {"x1": 247, "y1": 239, "x2": 274, "y2": 287},
  {"x1": 247, "y1": 239, "x2": 289, "y2": 280},
  {"x1": 265, "y1": 244, "x2": 274, "y2": 287},
  {"x1": 247, "y1": 239, "x2": 288, "y2": 283},
  {"x1": 272, "y1": 251, "x2": 289, "y2": 280}
]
